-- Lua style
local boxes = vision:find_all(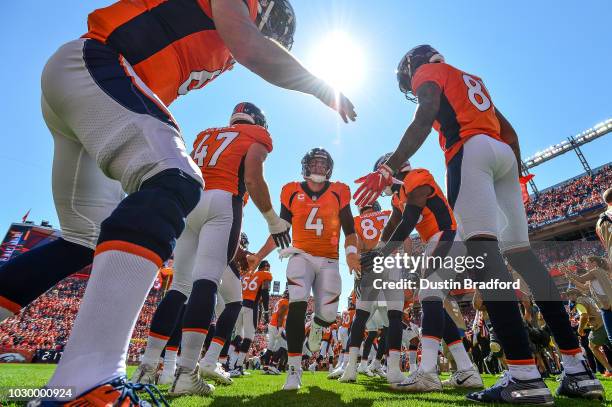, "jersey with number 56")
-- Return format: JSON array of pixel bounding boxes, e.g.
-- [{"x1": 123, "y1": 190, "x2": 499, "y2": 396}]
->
[
  {"x1": 354, "y1": 210, "x2": 391, "y2": 251},
  {"x1": 241, "y1": 269, "x2": 272, "y2": 302},
  {"x1": 192, "y1": 124, "x2": 273, "y2": 199},
  {"x1": 411, "y1": 63, "x2": 502, "y2": 164},
  {"x1": 280, "y1": 181, "x2": 352, "y2": 259}
]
